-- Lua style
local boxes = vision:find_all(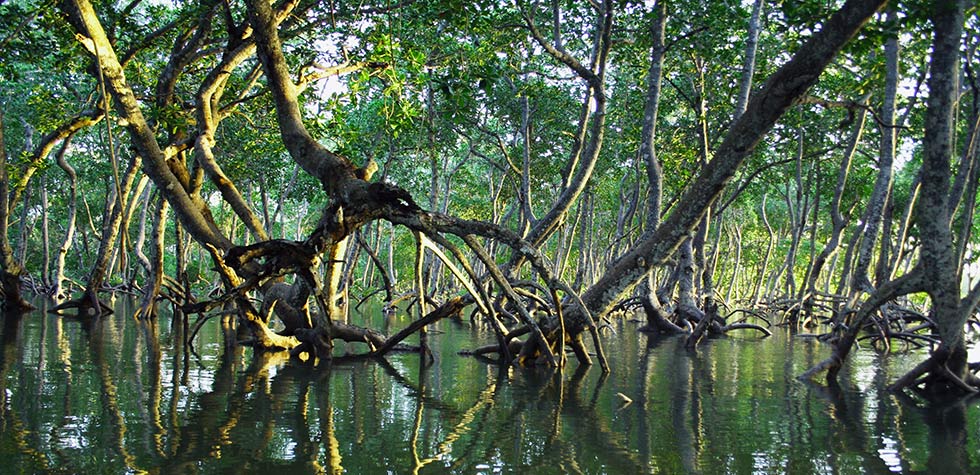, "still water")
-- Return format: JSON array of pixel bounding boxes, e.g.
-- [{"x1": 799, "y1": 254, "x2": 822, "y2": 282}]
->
[{"x1": 1, "y1": 298, "x2": 978, "y2": 474}]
